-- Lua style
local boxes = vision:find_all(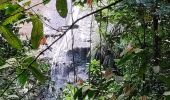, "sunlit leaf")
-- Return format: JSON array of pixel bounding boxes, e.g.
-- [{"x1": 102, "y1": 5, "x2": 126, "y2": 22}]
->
[
  {"x1": 56, "y1": 0, "x2": 68, "y2": 18},
  {"x1": 5, "y1": 4, "x2": 21, "y2": 15},
  {"x1": 7, "y1": 95, "x2": 19, "y2": 99},
  {"x1": 0, "y1": 25, "x2": 22, "y2": 50},
  {"x1": 0, "y1": 3, "x2": 10, "y2": 10},
  {"x1": 2, "y1": 12, "x2": 24, "y2": 25},
  {"x1": 82, "y1": 86, "x2": 91, "y2": 93},
  {"x1": 164, "y1": 91, "x2": 170, "y2": 96},
  {"x1": 31, "y1": 16, "x2": 43, "y2": 49}
]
